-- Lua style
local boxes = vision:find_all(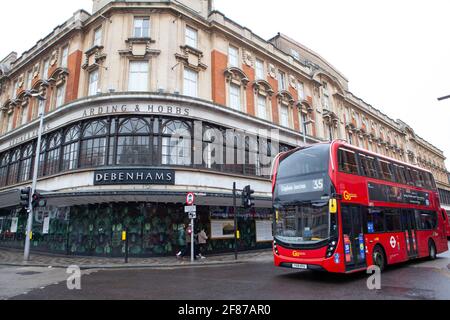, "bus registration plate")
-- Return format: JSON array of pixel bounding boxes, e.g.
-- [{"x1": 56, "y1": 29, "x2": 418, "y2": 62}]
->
[{"x1": 292, "y1": 264, "x2": 308, "y2": 270}]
